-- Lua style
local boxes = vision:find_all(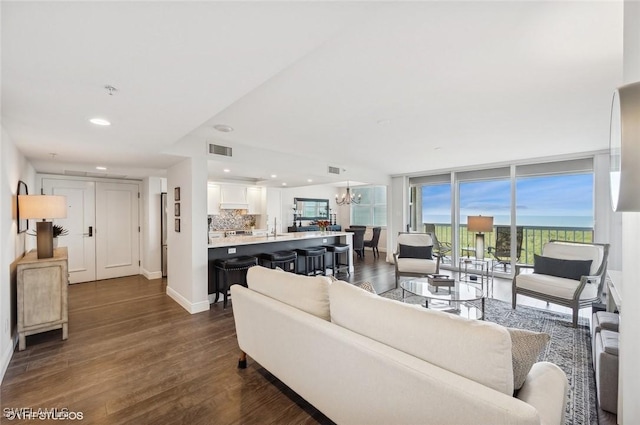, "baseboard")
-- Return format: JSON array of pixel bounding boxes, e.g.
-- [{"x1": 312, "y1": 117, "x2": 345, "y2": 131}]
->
[
  {"x1": 142, "y1": 268, "x2": 163, "y2": 280},
  {"x1": 166, "y1": 286, "x2": 210, "y2": 314},
  {"x1": 0, "y1": 334, "x2": 17, "y2": 384}
]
